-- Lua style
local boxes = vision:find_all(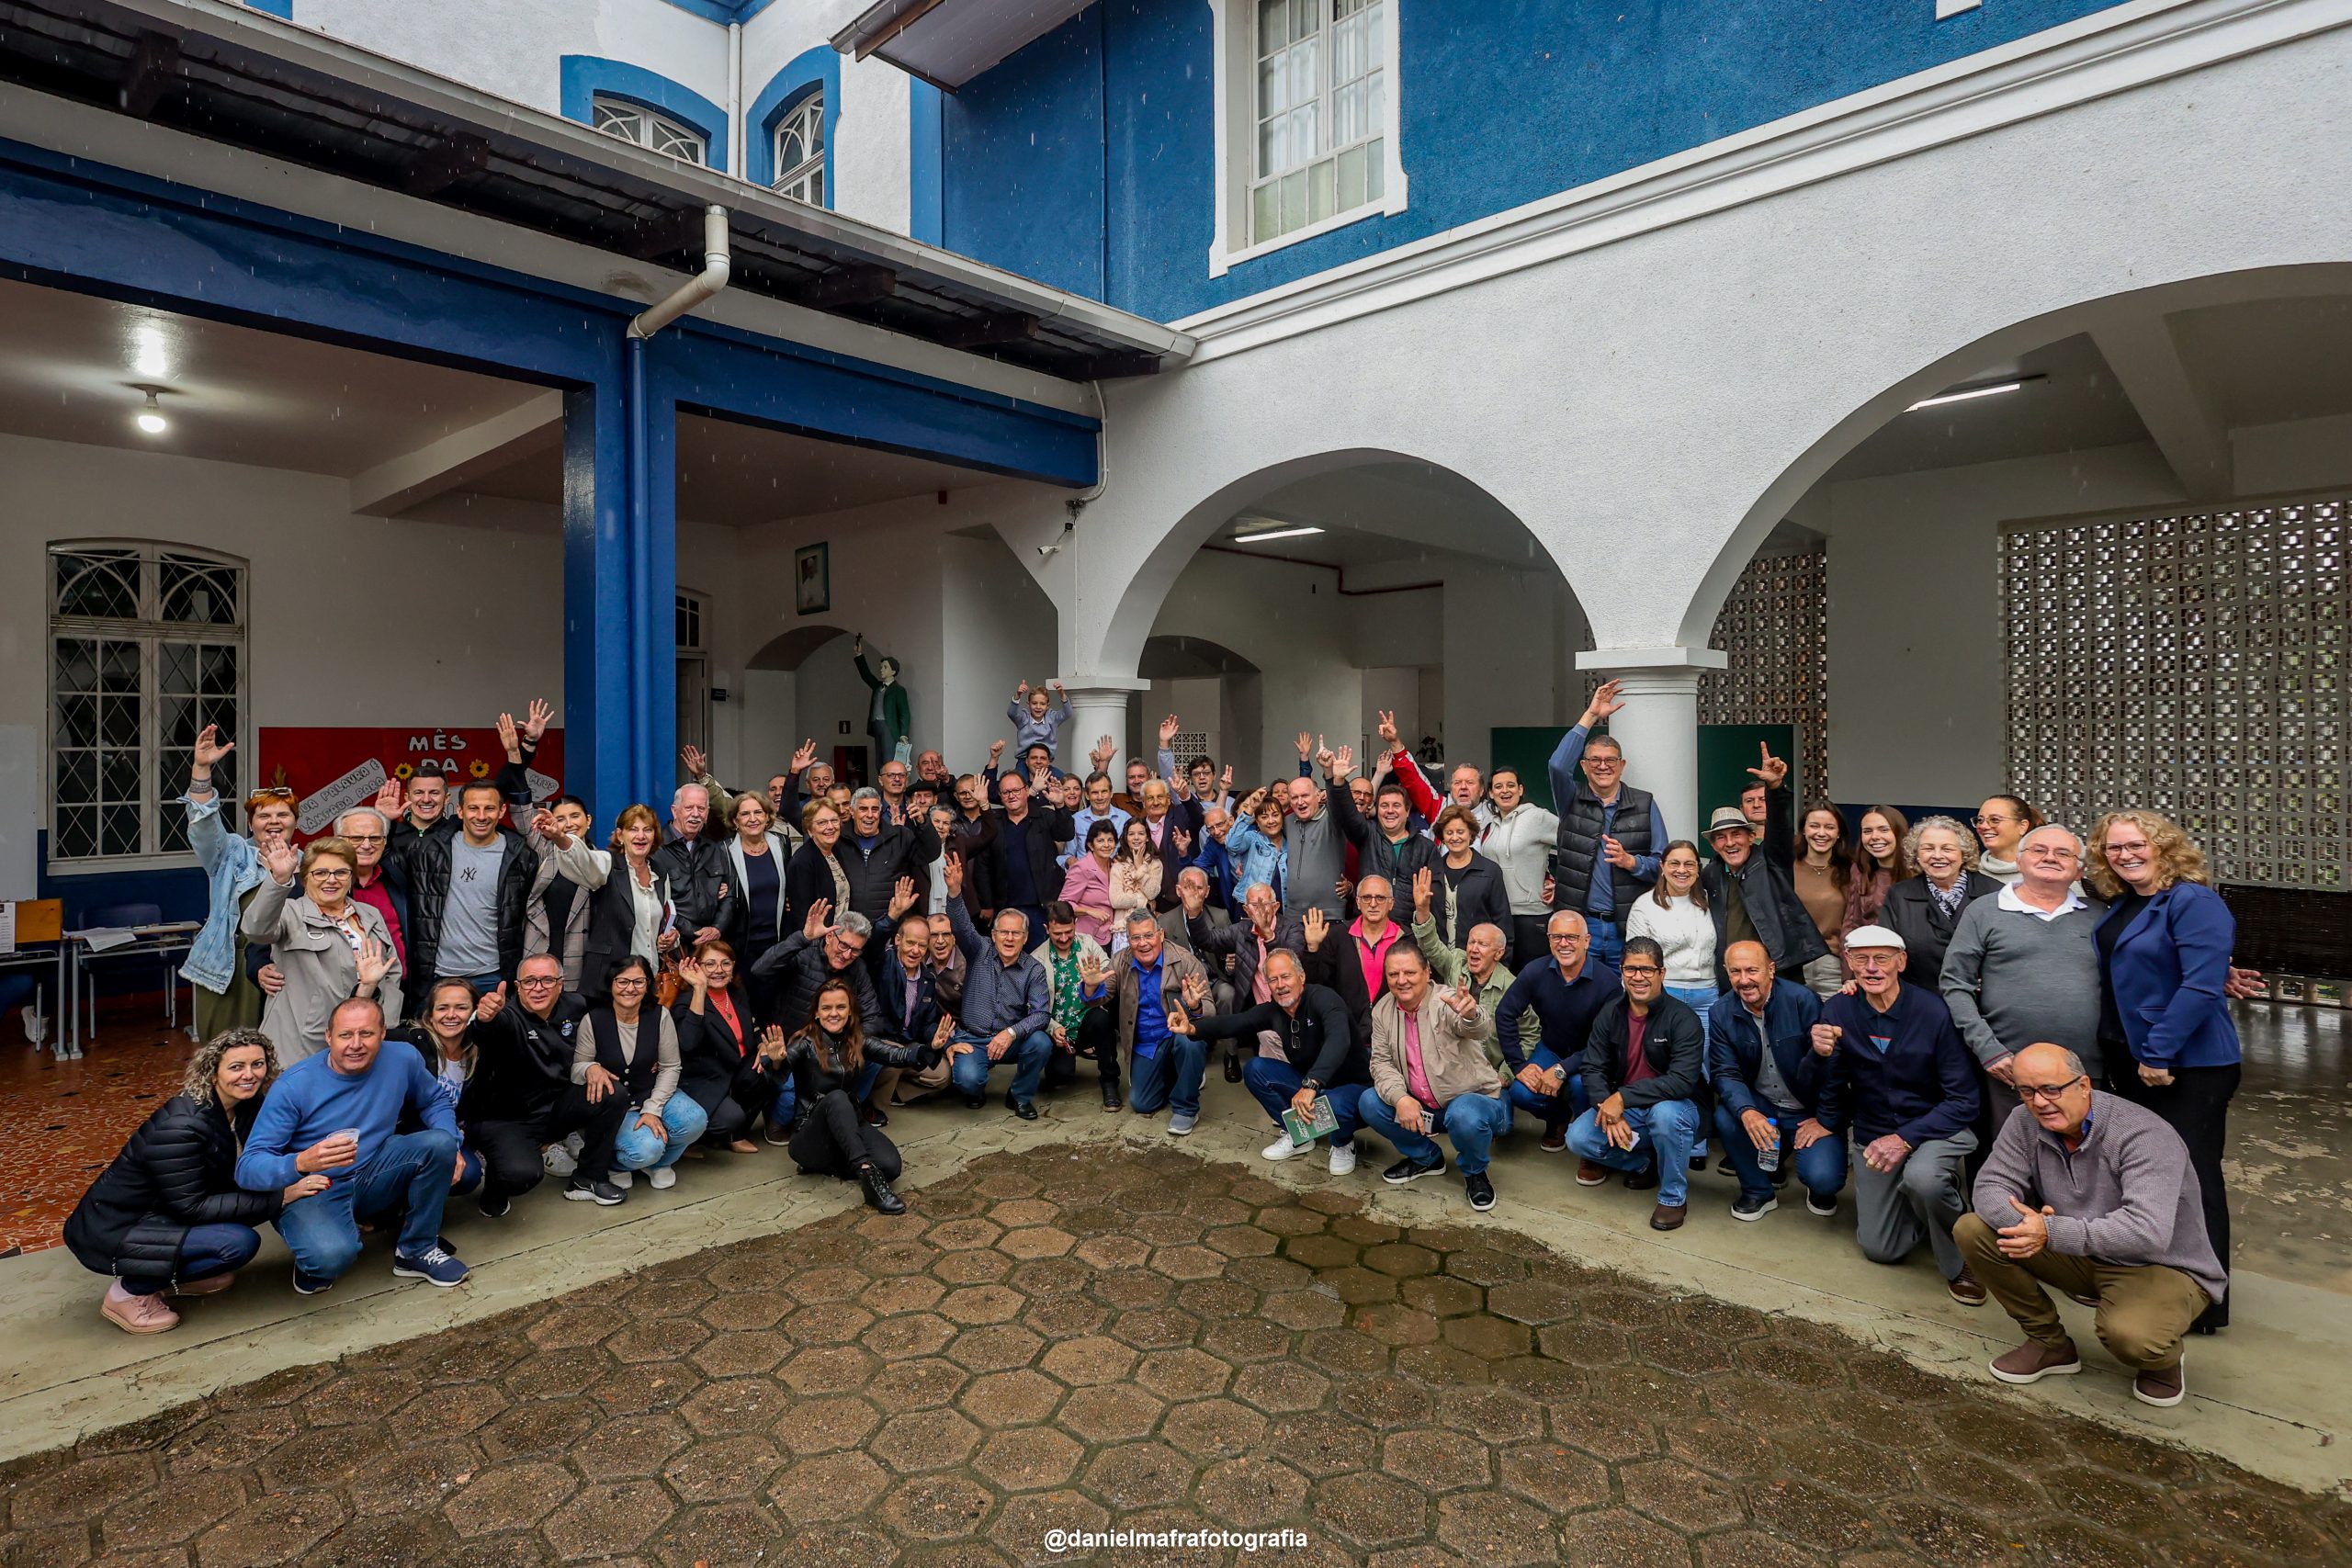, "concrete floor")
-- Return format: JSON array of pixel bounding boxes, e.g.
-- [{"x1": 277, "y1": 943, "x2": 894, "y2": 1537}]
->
[
  {"x1": 0, "y1": 999, "x2": 2346, "y2": 1507},
  {"x1": 4, "y1": 1140, "x2": 2347, "y2": 1568}
]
